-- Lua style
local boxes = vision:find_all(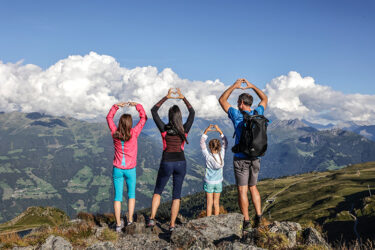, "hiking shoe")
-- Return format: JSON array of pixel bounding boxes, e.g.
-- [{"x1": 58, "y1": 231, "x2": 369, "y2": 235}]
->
[
  {"x1": 127, "y1": 221, "x2": 133, "y2": 226},
  {"x1": 147, "y1": 219, "x2": 155, "y2": 227},
  {"x1": 243, "y1": 220, "x2": 252, "y2": 231},
  {"x1": 254, "y1": 214, "x2": 269, "y2": 228},
  {"x1": 169, "y1": 226, "x2": 175, "y2": 232},
  {"x1": 116, "y1": 221, "x2": 124, "y2": 233}
]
